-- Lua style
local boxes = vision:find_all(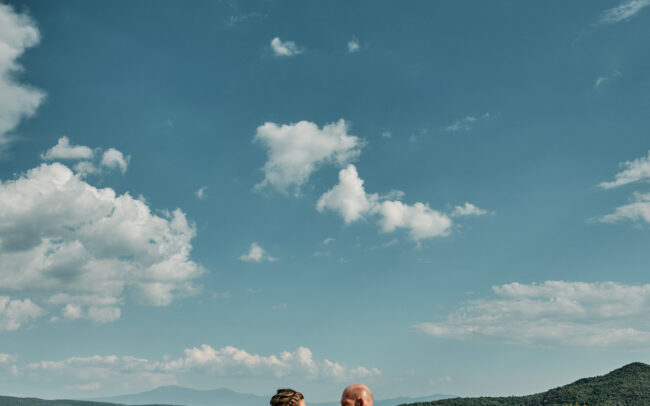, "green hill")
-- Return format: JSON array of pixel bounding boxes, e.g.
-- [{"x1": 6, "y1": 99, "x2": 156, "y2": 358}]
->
[{"x1": 403, "y1": 362, "x2": 650, "y2": 406}]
